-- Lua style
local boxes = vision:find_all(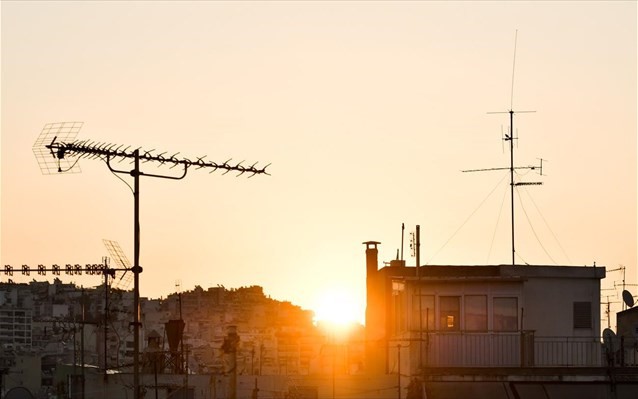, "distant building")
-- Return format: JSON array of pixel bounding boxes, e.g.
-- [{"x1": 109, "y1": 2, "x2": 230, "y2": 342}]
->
[{"x1": 0, "y1": 308, "x2": 33, "y2": 351}]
